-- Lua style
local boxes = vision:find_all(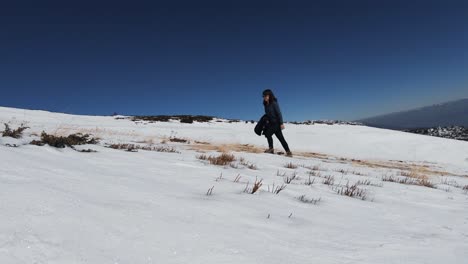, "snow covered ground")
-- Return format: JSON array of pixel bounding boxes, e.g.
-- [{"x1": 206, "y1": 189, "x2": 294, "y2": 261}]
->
[{"x1": 1, "y1": 106, "x2": 468, "y2": 263}]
